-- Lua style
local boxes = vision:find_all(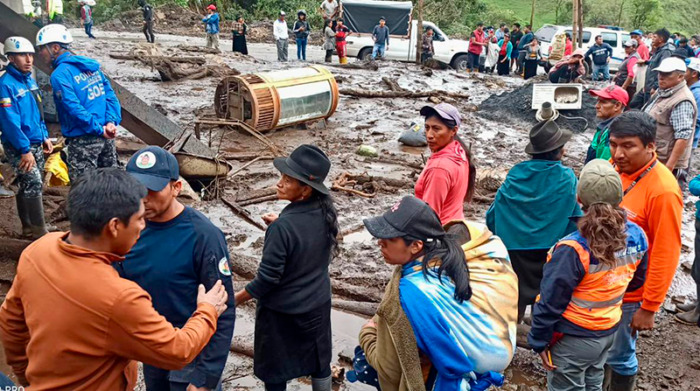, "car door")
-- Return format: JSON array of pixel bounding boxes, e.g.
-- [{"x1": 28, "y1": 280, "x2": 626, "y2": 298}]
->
[{"x1": 601, "y1": 31, "x2": 622, "y2": 69}]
